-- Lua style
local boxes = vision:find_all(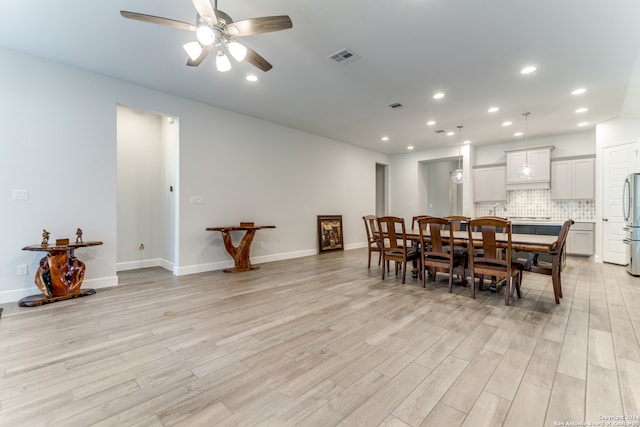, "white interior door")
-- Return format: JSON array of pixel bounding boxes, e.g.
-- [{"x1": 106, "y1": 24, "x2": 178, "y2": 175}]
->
[{"x1": 602, "y1": 142, "x2": 637, "y2": 264}]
